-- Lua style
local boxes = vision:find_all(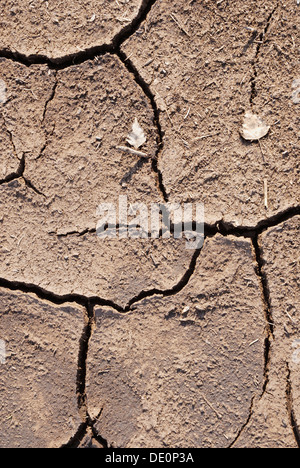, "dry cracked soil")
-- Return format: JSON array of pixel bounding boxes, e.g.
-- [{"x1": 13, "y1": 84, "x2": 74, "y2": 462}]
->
[{"x1": 0, "y1": 0, "x2": 299, "y2": 449}]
